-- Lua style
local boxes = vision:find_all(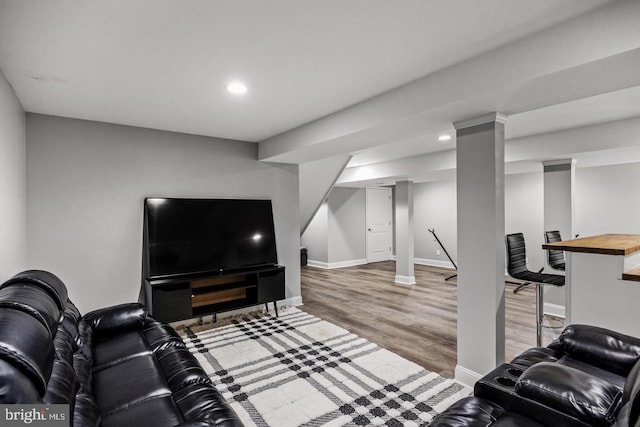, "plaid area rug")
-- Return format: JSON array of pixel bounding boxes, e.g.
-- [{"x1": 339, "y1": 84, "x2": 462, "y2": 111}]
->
[{"x1": 180, "y1": 308, "x2": 470, "y2": 427}]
